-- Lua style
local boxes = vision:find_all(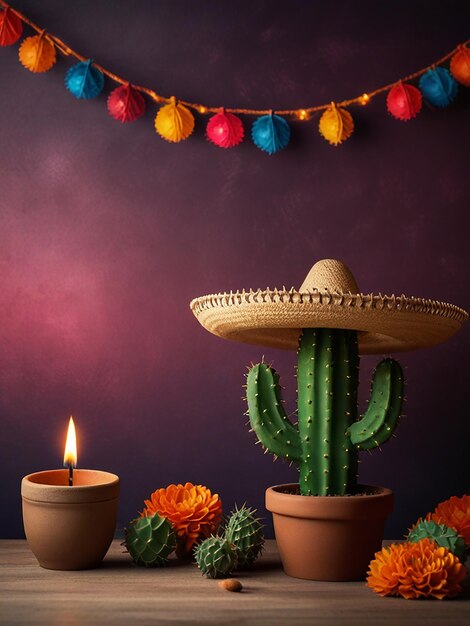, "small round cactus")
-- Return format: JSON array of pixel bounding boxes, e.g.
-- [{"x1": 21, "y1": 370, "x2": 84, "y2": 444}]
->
[
  {"x1": 408, "y1": 519, "x2": 466, "y2": 562},
  {"x1": 194, "y1": 536, "x2": 238, "y2": 578},
  {"x1": 124, "y1": 513, "x2": 176, "y2": 566},
  {"x1": 225, "y1": 504, "x2": 265, "y2": 568}
]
